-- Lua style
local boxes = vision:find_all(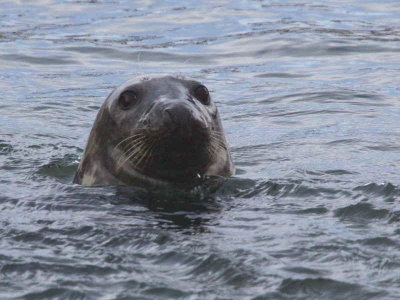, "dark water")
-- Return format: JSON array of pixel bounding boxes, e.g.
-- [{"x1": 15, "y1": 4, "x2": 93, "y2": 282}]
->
[{"x1": 1, "y1": 0, "x2": 400, "y2": 299}]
